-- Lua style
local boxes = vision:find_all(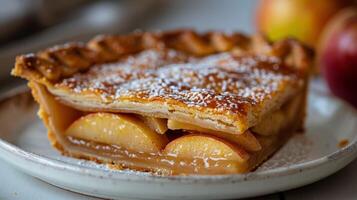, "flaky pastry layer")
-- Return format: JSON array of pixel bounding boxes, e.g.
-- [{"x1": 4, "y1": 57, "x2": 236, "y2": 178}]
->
[{"x1": 12, "y1": 30, "x2": 312, "y2": 134}]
